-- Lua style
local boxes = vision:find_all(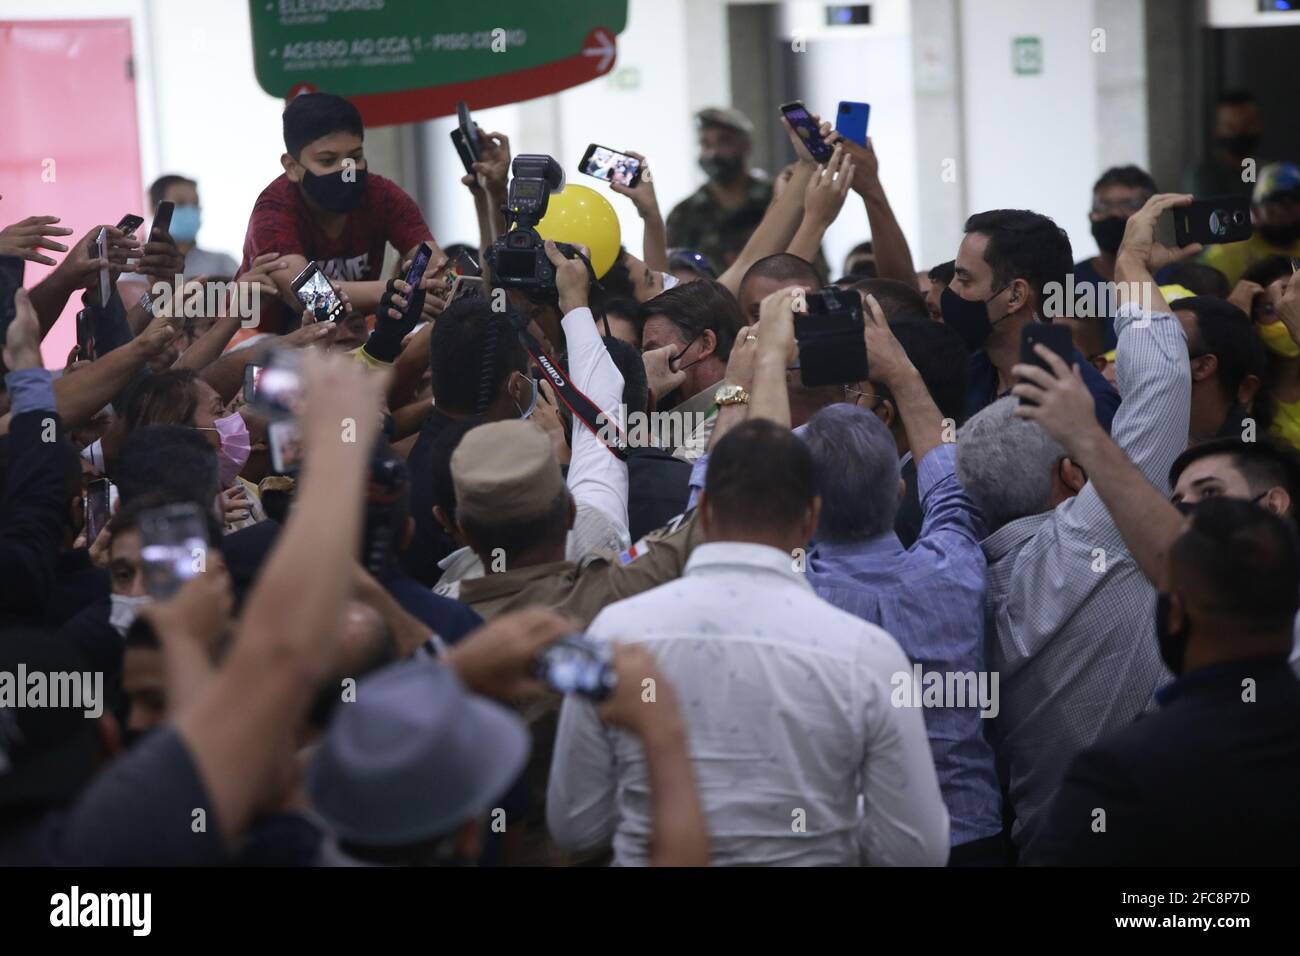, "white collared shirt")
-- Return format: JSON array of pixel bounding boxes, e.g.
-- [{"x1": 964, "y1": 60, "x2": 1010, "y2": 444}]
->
[{"x1": 547, "y1": 541, "x2": 950, "y2": 866}]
